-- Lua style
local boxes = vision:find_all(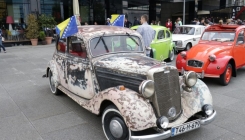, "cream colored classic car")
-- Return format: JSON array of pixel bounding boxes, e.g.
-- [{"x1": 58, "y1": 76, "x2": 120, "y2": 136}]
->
[{"x1": 44, "y1": 25, "x2": 216, "y2": 140}]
